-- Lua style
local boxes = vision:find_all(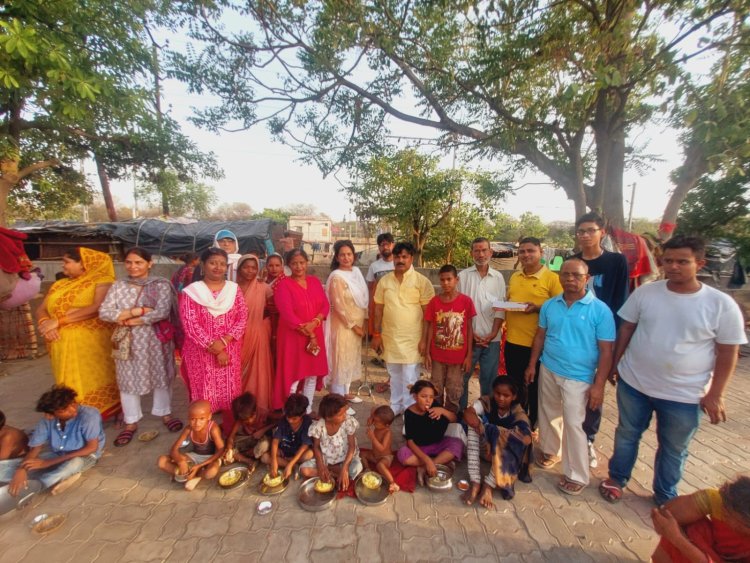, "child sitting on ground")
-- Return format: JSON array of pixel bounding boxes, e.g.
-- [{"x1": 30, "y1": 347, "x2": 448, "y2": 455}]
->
[
  {"x1": 362, "y1": 405, "x2": 399, "y2": 493},
  {"x1": 299, "y1": 393, "x2": 362, "y2": 491},
  {"x1": 158, "y1": 400, "x2": 224, "y2": 491},
  {"x1": 260, "y1": 394, "x2": 314, "y2": 481},
  {"x1": 0, "y1": 410, "x2": 29, "y2": 461},
  {"x1": 397, "y1": 380, "x2": 464, "y2": 486},
  {"x1": 224, "y1": 392, "x2": 276, "y2": 469},
  {"x1": 0, "y1": 385, "x2": 105, "y2": 497},
  {"x1": 462, "y1": 377, "x2": 533, "y2": 508}
]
